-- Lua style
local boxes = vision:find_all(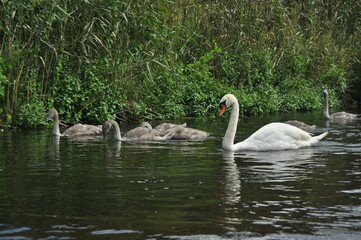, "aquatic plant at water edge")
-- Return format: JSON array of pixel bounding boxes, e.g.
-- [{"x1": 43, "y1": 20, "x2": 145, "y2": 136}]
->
[{"x1": 0, "y1": 0, "x2": 360, "y2": 127}]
